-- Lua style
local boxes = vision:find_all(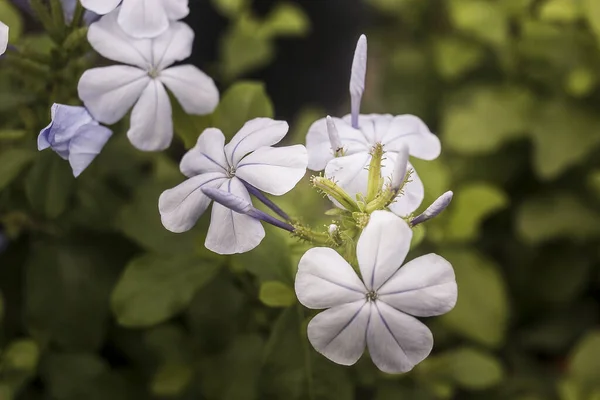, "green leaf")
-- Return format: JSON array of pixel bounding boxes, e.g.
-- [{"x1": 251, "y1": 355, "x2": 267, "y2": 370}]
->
[
  {"x1": 0, "y1": 339, "x2": 40, "y2": 397},
  {"x1": 40, "y1": 353, "x2": 108, "y2": 400},
  {"x1": 446, "y1": 347, "x2": 505, "y2": 390},
  {"x1": 259, "y1": 281, "x2": 296, "y2": 307},
  {"x1": 565, "y1": 66, "x2": 597, "y2": 97},
  {"x1": 212, "y1": 81, "x2": 274, "y2": 138},
  {"x1": 171, "y1": 91, "x2": 212, "y2": 149},
  {"x1": 151, "y1": 363, "x2": 193, "y2": 397},
  {"x1": 530, "y1": 101, "x2": 600, "y2": 179},
  {"x1": 448, "y1": 0, "x2": 508, "y2": 46},
  {"x1": 583, "y1": 0, "x2": 600, "y2": 44},
  {"x1": 444, "y1": 183, "x2": 508, "y2": 242},
  {"x1": 211, "y1": 0, "x2": 247, "y2": 18},
  {"x1": 111, "y1": 253, "x2": 220, "y2": 328},
  {"x1": 433, "y1": 37, "x2": 485, "y2": 80},
  {"x1": 517, "y1": 193, "x2": 600, "y2": 244},
  {"x1": 261, "y1": 3, "x2": 310, "y2": 38},
  {"x1": 540, "y1": 0, "x2": 581, "y2": 22},
  {"x1": 442, "y1": 86, "x2": 533, "y2": 154},
  {"x1": 25, "y1": 151, "x2": 75, "y2": 218},
  {"x1": 0, "y1": 148, "x2": 35, "y2": 192},
  {"x1": 221, "y1": 22, "x2": 274, "y2": 80},
  {"x1": 569, "y1": 330, "x2": 600, "y2": 391},
  {"x1": 440, "y1": 249, "x2": 509, "y2": 347},
  {"x1": 0, "y1": 0, "x2": 24, "y2": 41},
  {"x1": 0, "y1": 129, "x2": 26, "y2": 141}
]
